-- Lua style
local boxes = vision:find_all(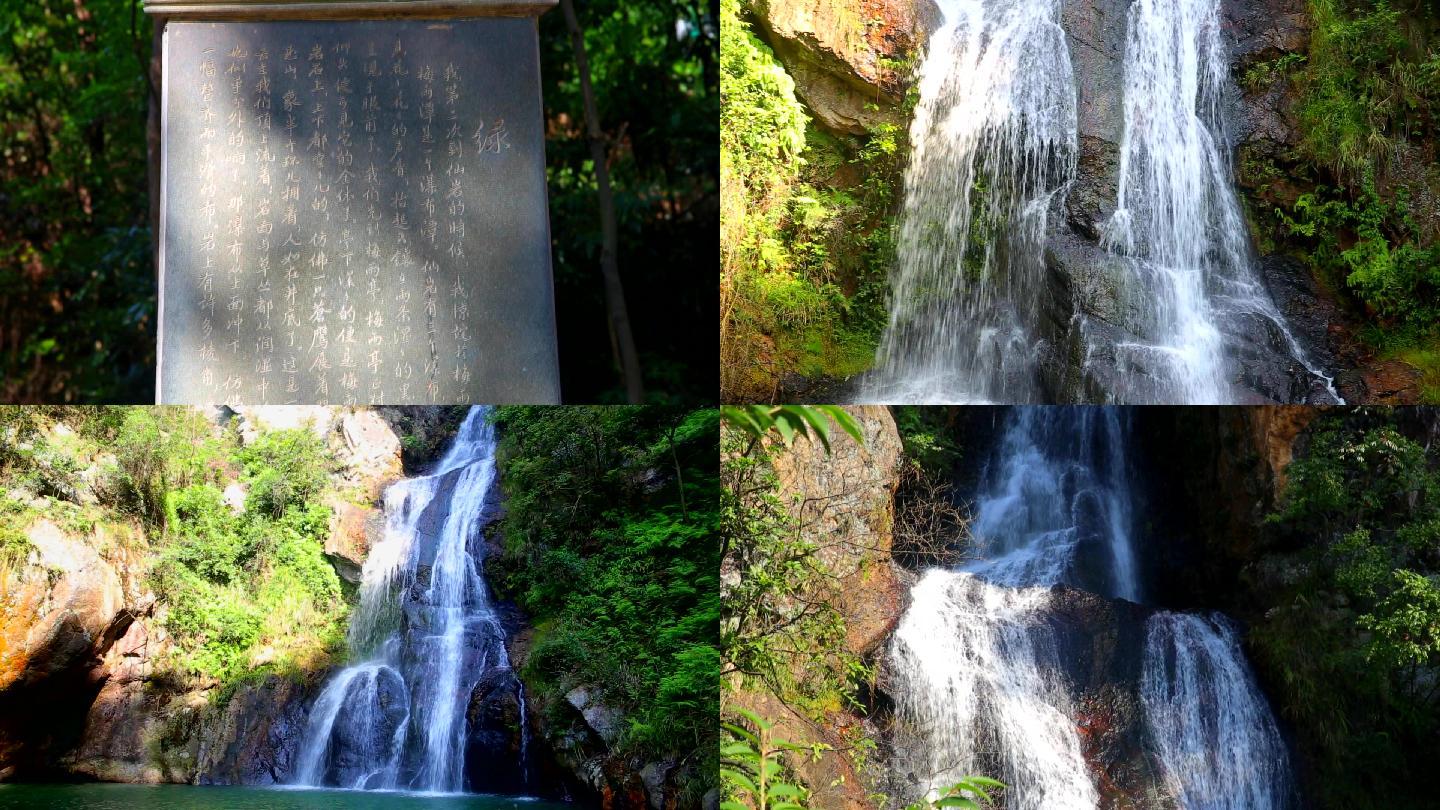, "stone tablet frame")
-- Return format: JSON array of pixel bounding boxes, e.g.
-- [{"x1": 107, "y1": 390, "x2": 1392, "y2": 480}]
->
[{"x1": 145, "y1": 0, "x2": 561, "y2": 405}]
